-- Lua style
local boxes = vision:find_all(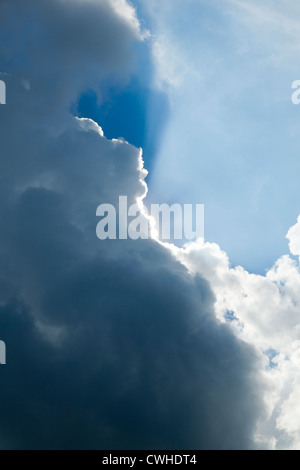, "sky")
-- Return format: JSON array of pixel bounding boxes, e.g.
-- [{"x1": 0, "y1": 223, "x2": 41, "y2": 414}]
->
[
  {"x1": 1, "y1": 0, "x2": 300, "y2": 450},
  {"x1": 145, "y1": 0, "x2": 300, "y2": 273},
  {"x1": 77, "y1": 0, "x2": 300, "y2": 273}
]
